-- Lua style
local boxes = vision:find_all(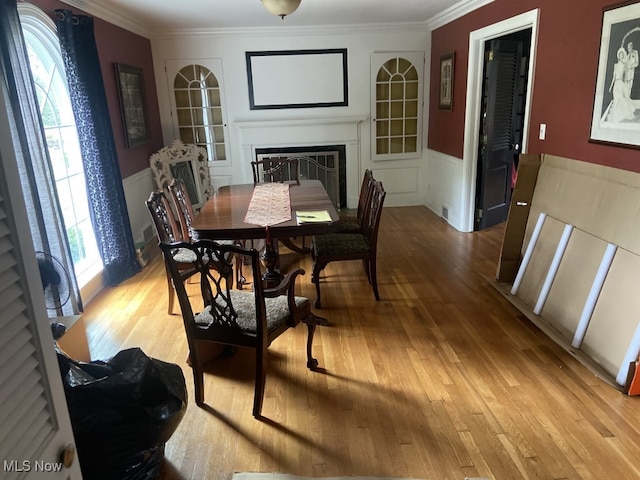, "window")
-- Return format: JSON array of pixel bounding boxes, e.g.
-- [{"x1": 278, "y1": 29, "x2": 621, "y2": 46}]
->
[
  {"x1": 371, "y1": 53, "x2": 423, "y2": 161},
  {"x1": 173, "y1": 64, "x2": 227, "y2": 162},
  {"x1": 20, "y1": 6, "x2": 102, "y2": 286}
]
